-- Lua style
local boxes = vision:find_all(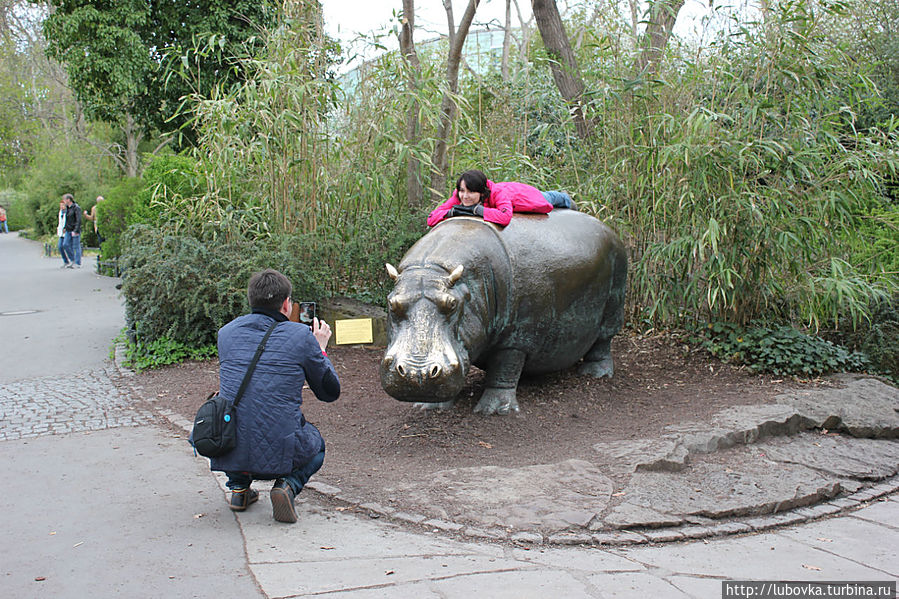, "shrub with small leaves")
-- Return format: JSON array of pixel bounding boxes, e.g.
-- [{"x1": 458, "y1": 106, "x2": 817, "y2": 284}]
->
[
  {"x1": 690, "y1": 322, "x2": 870, "y2": 377},
  {"x1": 122, "y1": 336, "x2": 217, "y2": 372}
]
